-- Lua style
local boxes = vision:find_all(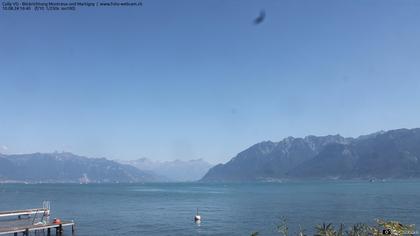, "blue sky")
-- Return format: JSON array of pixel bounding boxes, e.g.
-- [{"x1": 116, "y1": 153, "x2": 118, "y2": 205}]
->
[{"x1": 1, "y1": 0, "x2": 420, "y2": 163}]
